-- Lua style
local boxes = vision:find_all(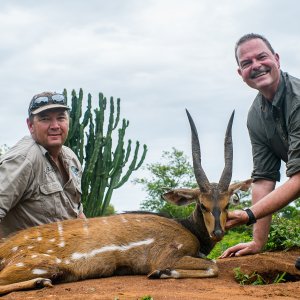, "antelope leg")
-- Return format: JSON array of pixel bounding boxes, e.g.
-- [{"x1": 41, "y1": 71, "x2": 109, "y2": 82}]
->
[
  {"x1": 0, "y1": 278, "x2": 53, "y2": 295},
  {"x1": 148, "y1": 256, "x2": 218, "y2": 279}
]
